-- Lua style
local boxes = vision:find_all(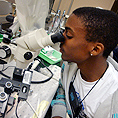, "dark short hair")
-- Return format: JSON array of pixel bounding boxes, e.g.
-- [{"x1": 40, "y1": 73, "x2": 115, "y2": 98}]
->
[{"x1": 73, "y1": 7, "x2": 118, "y2": 58}]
